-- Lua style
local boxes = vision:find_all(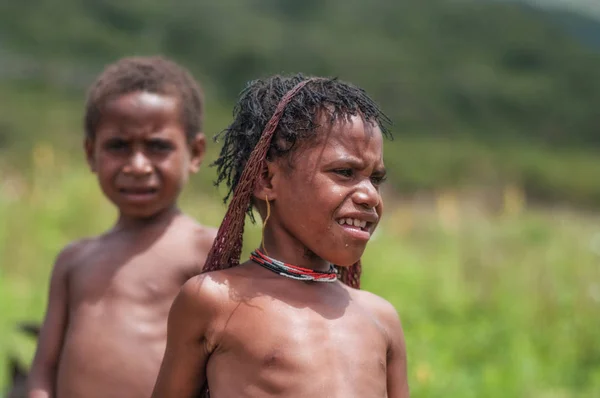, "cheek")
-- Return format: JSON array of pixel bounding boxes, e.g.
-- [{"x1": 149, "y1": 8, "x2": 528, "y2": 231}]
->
[
  {"x1": 156, "y1": 155, "x2": 189, "y2": 181},
  {"x1": 95, "y1": 155, "x2": 122, "y2": 176},
  {"x1": 376, "y1": 199, "x2": 384, "y2": 216},
  {"x1": 304, "y1": 178, "x2": 343, "y2": 219}
]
